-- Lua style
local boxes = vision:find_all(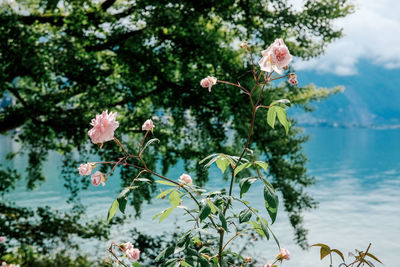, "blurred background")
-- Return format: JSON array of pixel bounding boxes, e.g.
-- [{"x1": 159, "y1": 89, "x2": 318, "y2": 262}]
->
[{"x1": 0, "y1": 0, "x2": 399, "y2": 266}]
